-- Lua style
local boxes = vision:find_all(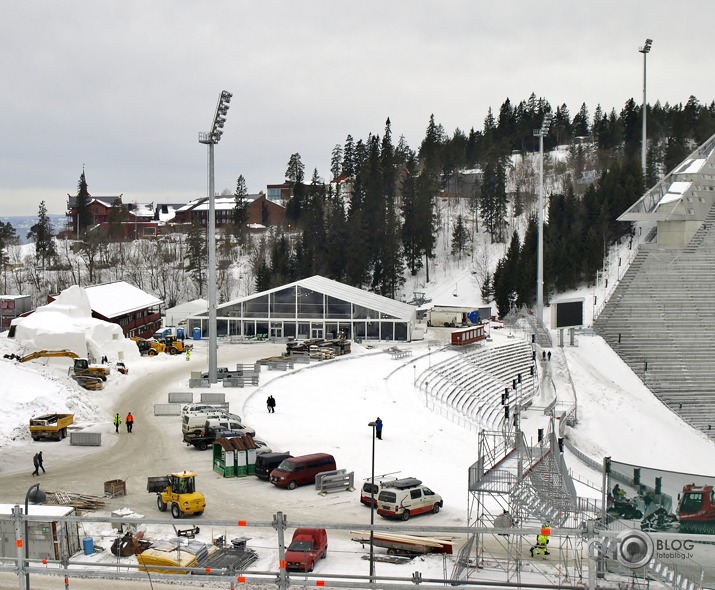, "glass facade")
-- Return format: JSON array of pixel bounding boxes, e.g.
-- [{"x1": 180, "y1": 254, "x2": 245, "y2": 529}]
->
[{"x1": 187, "y1": 284, "x2": 412, "y2": 342}]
